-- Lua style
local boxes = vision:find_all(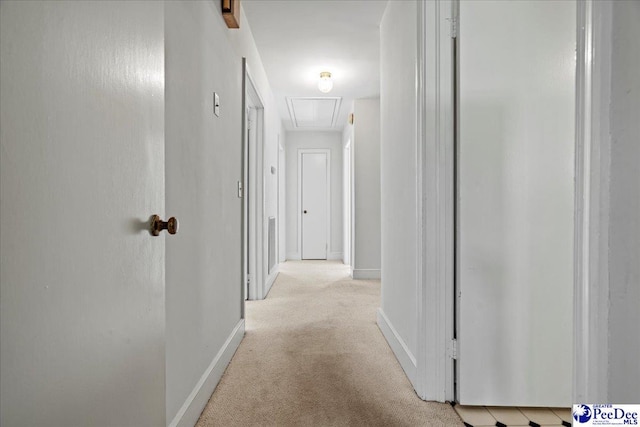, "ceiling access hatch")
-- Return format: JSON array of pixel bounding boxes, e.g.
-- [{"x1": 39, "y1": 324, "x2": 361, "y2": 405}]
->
[{"x1": 286, "y1": 97, "x2": 342, "y2": 129}]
